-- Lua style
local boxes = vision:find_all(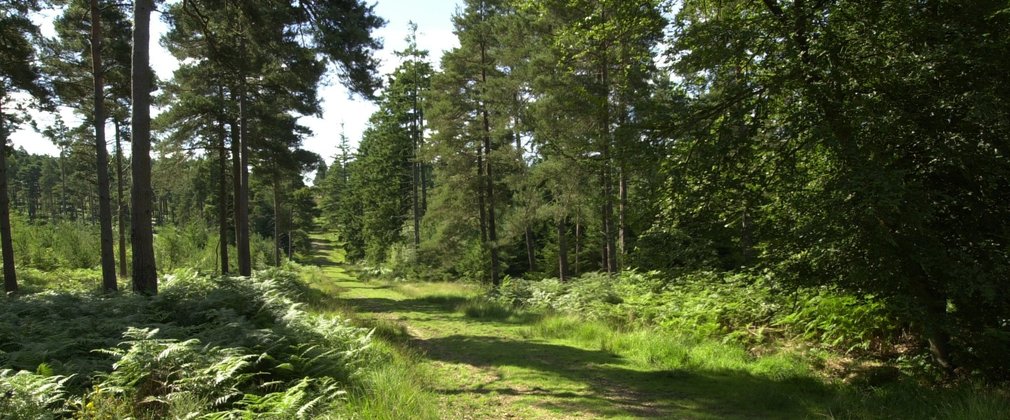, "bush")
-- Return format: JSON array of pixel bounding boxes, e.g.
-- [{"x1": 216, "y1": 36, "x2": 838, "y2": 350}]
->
[
  {"x1": 496, "y1": 270, "x2": 900, "y2": 353},
  {"x1": 11, "y1": 215, "x2": 102, "y2": 270}
]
